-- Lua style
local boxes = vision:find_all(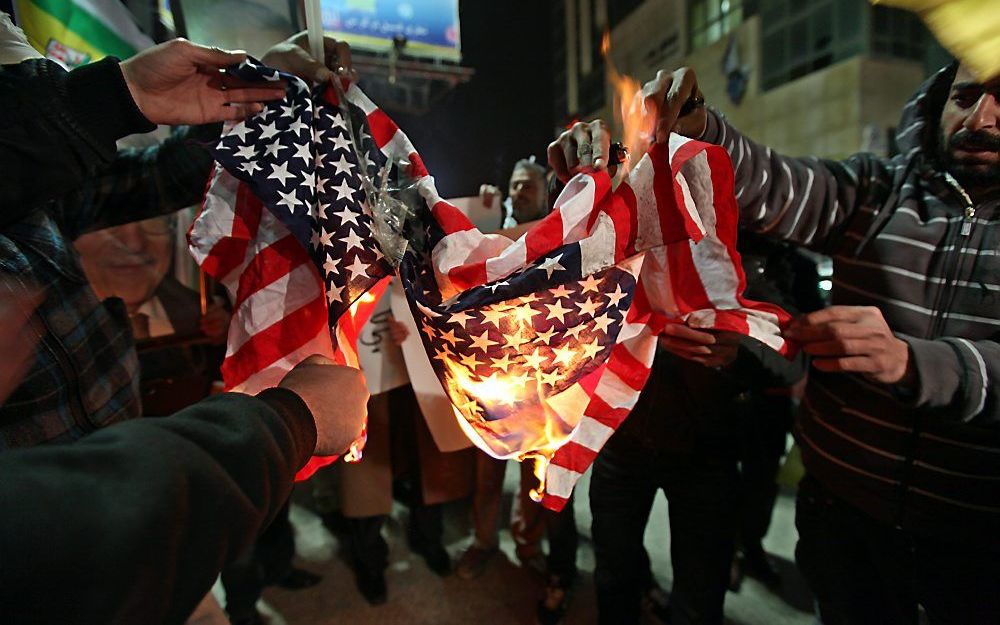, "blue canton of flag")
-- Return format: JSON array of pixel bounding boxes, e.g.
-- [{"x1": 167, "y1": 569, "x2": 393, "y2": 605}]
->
[{"x1": 212, "y1": 59, "x2": 392, "y2": 326}]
